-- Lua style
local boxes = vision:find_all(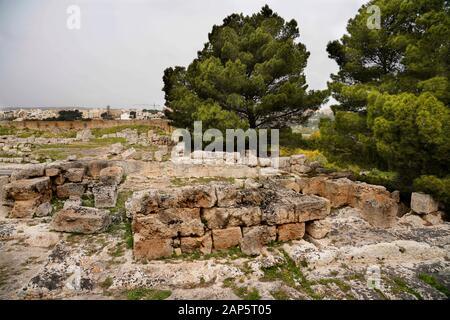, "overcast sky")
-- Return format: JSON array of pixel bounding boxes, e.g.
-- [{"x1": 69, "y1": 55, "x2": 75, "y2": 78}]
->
[{"x1": 0, "y1": 0, "x2": 368, "y2": 109}]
